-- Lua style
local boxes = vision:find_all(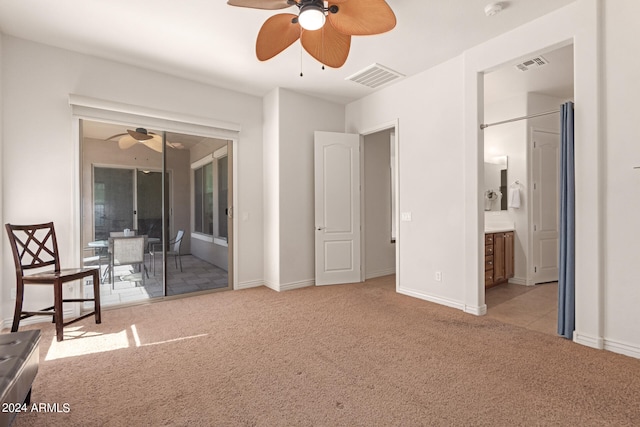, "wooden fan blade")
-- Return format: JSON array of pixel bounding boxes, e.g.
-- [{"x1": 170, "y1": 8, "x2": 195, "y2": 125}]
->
[
  {"x1": 106, "y1": 132, "x2": 127, "y2": 141},
  {"x1": 301, "y1": 24, "x2": 351, "y2": 68},
  {"x1": 328, "y1": 0, "x2": 396, "y2": 36},
  {"x1": 118, "y1": 135, "x2": 138, "y2": 150},
  {"x1": 227, "y1": 0, "x2": 291, "y2": 10},
  {"x1": 142, "y1": 135, "x2": 163, "y2": 153},
  {"x1": 256, "y1": 13, "x2": 301, "y2": 61}
]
